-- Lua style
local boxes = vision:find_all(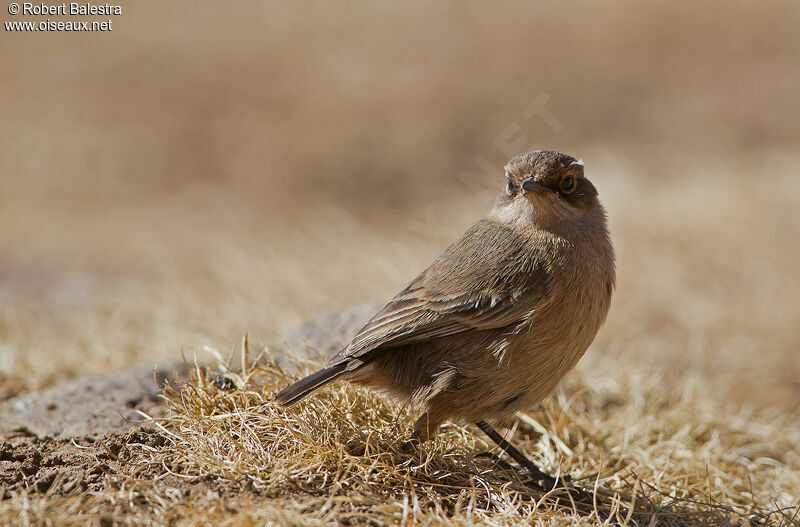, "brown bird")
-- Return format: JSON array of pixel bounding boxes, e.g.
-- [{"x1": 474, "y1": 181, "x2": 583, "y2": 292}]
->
[{"x1": 275, "y1": 150, "x2": 615, "y2": 485}]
